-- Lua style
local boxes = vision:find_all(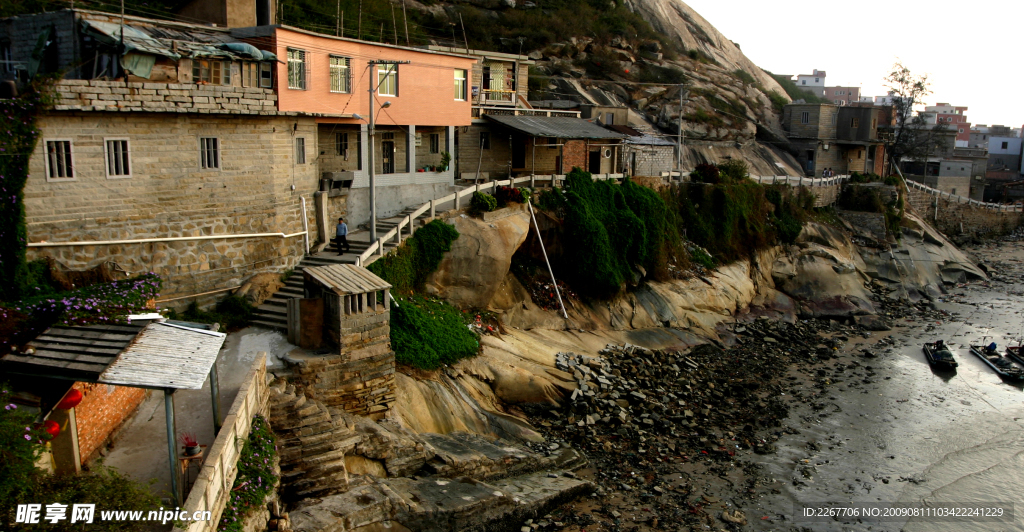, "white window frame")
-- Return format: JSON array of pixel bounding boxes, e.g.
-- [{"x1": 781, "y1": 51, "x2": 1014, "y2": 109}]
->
[
  {"x1": 103, "y1": 138, "x2": 132, "y2": 179},
  {"x1": 296, "y1": 137, "x2": 306, "y2": 164},
  {"x1": 454, "y1": 69, "x2": 466, "y2": 101},
  {"x1": 199, "y1": 137, "x2": 220, "y2": 170},
  {"x1": 329, "y1": 55, "x2": 351, "y2": 93},
  {"x1": 377, "y1": 64, "x2": 397, "y2": 97},
  {"x1": 44, "y1": 139, "x2": 76, "y2": 182},
  {"x1": 259, "y1": 62, "x2": 273, "y2": 88},
  {"x1": 287, "y1": 48, "x2": 307, "y2": 90}
]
